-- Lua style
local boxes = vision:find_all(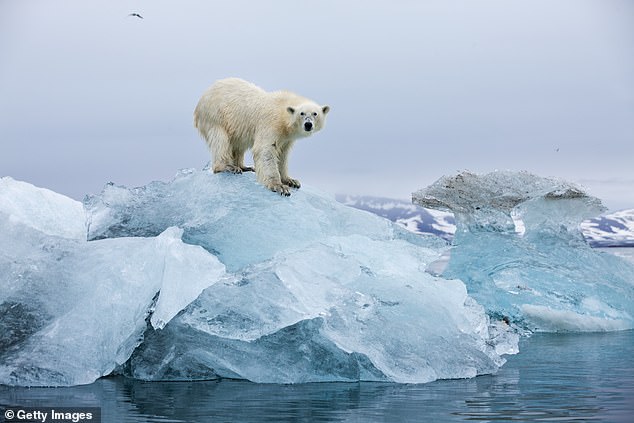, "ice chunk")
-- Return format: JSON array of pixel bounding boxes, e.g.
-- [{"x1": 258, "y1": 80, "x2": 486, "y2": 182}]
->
[
  {"x1": 149, "y1": 227, "x2": 227, "y2": 330},
  {"x1": 413, "y1": 170, "x2": 605, "y2": 236},
  {"x1": 125, "y1": 237, "x2": 513, "y2": 383},
  {"x1": 2, "y1": 170, "x2": 515, "y2": 386},
  {"x1": 0, "y1": 177, "x2": 86, "y2": 239},
  {"x1": 0, "y1": 216, "x2": 225, "y2": 387},
  {"x1": 85, "y1": 169, "x2": 514, "y2": 384},
  {"x1": 413, "y1": 171, "x2": 634, "y2": 332}
]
